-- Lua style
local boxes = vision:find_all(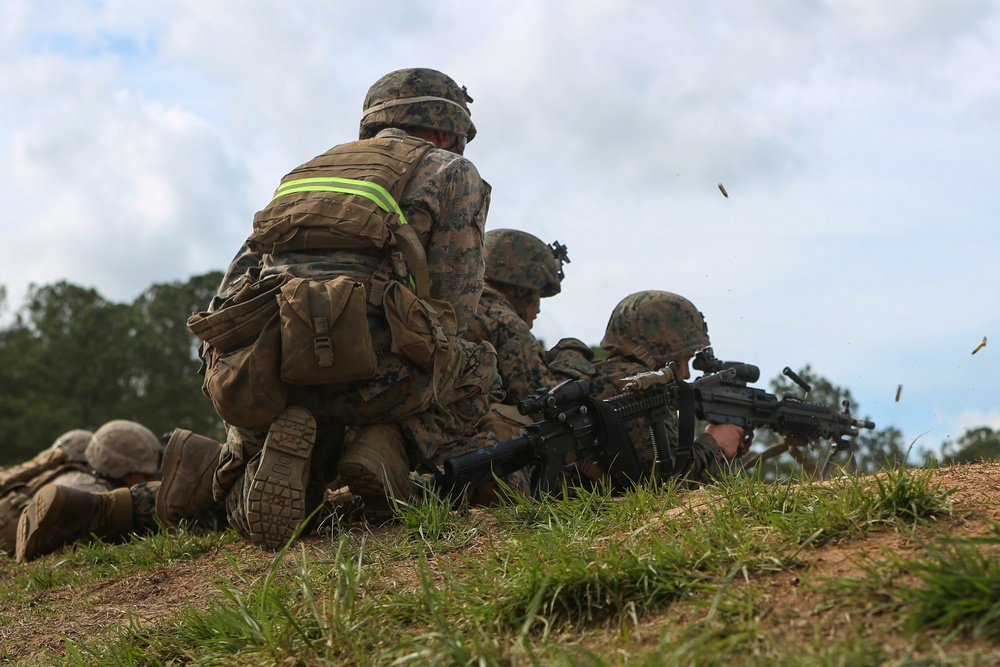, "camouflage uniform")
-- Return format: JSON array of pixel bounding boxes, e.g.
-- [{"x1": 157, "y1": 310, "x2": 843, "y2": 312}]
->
[
  {"x1": 466, "y1": 286, "x2": 593, "y2": 405},
  {"x1": 428, "y1": 230, "x2": 592, "y2": 500},
  {"x1": 588, "y1": 357, "x2": 727, "y2": 486},
  {"x1": 5, "y1": 422, "x2": 162, "y2": 559},
  {"x1": 209, "y1": 72, "x2": 501, "y2": 541},
  {"x1": 0, "y1": 468, "x2": 112, "y2": 556},
  {"x1": 591, "y1": 291, "x2": 730, "y2": 487}
]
